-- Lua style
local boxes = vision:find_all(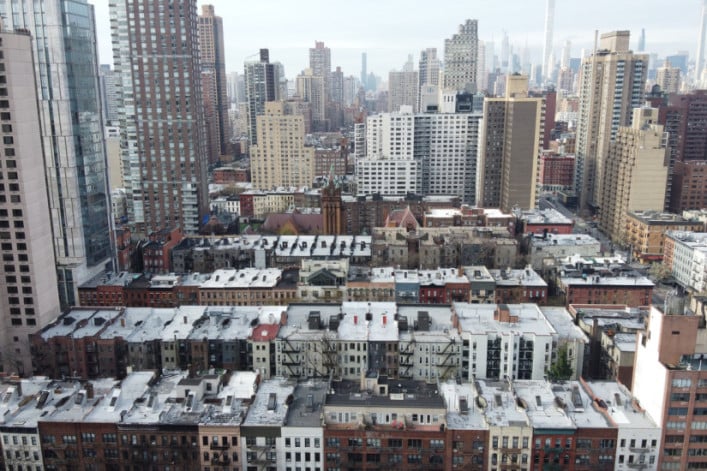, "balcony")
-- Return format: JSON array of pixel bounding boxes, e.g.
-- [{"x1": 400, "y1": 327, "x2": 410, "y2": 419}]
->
[
  {"x1": 211, "y1": 456, "x2": 231, "y2": 465},
  {"x1": 210, "y1": 443, "x2": 230, "y2": 450}
]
